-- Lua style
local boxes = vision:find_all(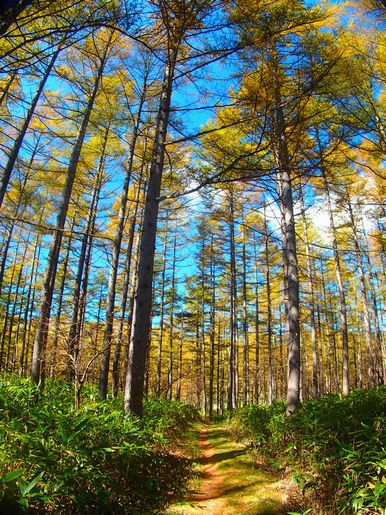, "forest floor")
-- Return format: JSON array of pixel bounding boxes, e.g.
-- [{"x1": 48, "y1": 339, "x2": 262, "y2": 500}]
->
[{"x1": 165, "y1": 422, "x2": 288, "y2": 515}]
